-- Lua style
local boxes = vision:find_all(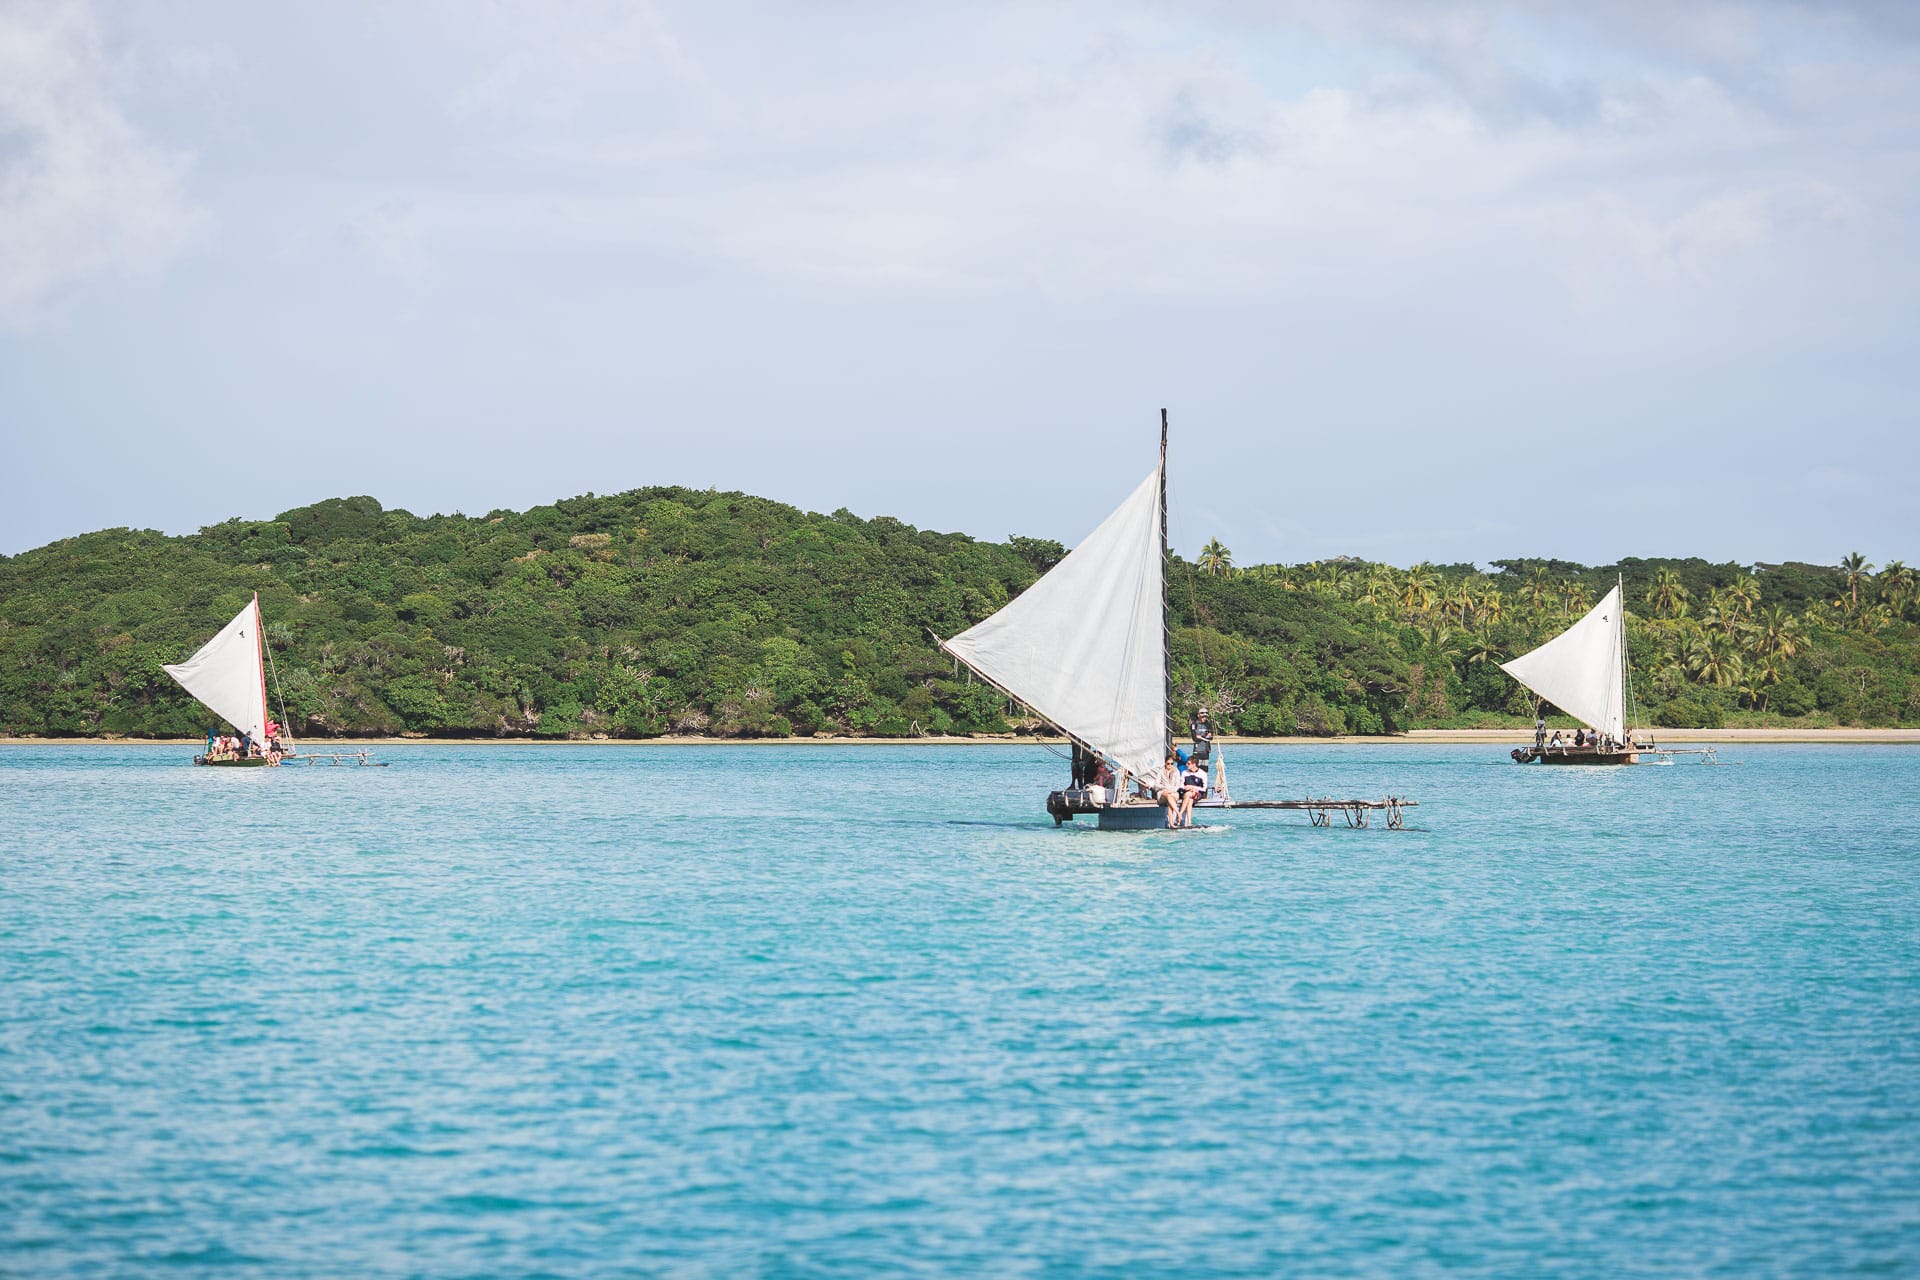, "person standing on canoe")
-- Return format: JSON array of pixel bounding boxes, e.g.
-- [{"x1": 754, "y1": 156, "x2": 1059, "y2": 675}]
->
[{"x1": 1189, "y1": 708, "x2": 1214, "y2": 764}]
